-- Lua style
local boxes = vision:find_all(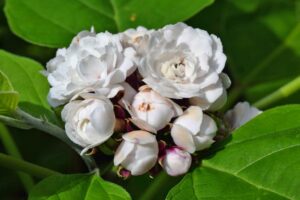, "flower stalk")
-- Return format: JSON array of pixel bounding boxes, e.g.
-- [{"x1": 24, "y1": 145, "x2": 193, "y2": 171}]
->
[
  {"x1": 254, "y1": 76, "x2": 300, "y2": 109},
  {"x1": 0, "y1": 153, "x2": 60, "y2": 178},
  {"x1": 0, "y1": 123, "x2": 34, "y2": 192},
  {"x1": 14, "y1": 108, "x2": 97, "y2": 171}
]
